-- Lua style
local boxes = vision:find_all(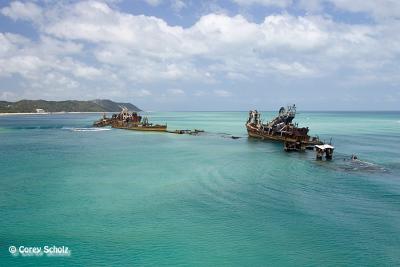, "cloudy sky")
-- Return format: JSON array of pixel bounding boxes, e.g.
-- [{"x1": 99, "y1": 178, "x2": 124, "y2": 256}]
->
[{"x1": 0, "y1": 0, "x2": 399, "y2": 110}]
